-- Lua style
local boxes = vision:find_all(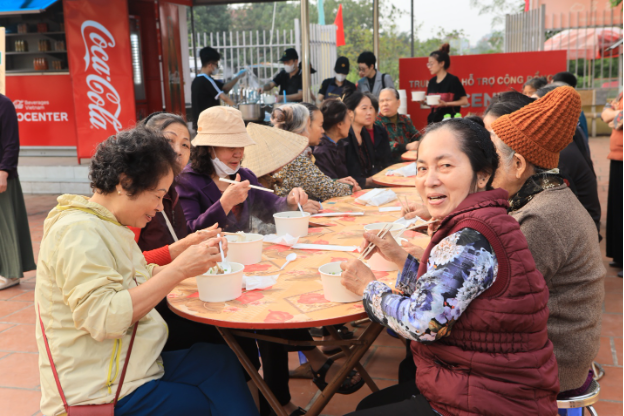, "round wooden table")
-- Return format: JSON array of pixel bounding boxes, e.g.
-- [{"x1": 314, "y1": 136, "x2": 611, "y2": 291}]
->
[
  {"x1": 401, "y1": 150, "x2": 417, "y2": 161},
  {"x1": 371, "y1": 162, "x2": 416, "y2": 187},
  {"x1": 168, "y1": 188, "x2": 429, "y2": 416}
]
